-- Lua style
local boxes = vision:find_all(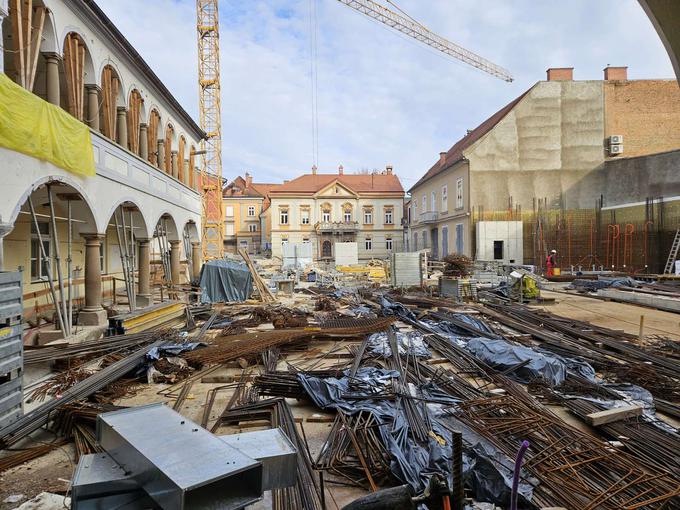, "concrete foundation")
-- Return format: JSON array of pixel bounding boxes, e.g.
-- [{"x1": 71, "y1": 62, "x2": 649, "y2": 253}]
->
[{"x1": 78, "y1": 308, "x2": 108, "y2": 326}]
